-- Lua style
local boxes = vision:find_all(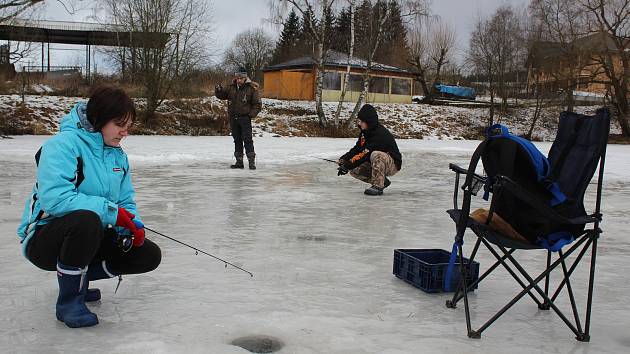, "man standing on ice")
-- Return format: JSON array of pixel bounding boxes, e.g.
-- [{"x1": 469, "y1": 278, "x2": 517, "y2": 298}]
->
[
  {"x1": 215, "y1": 67, "x2": 262, "y2": 170},
  {"x1": 337, "y1": 104, "x2": 402, "y2": 195}
]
